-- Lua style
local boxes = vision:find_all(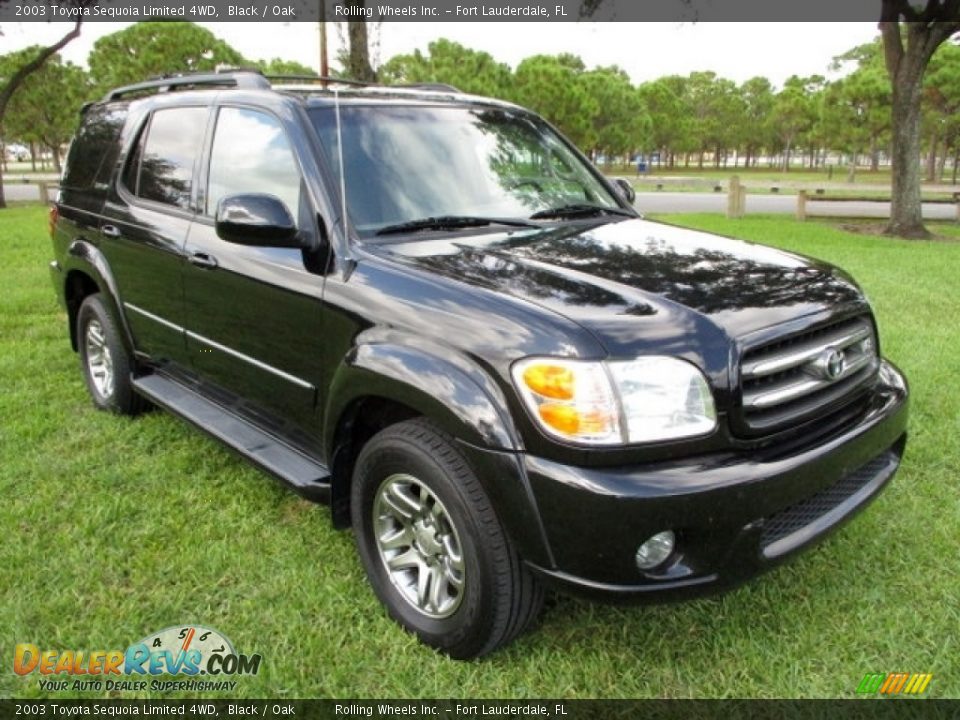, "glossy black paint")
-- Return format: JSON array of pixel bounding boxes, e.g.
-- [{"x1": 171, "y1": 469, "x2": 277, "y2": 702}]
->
[
  {"x1": 215, "y1": 194, "x2": 300, "y2": 247},
  {"x1": 50, "y1": 85, "x2": 910, "y2": 596}
]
